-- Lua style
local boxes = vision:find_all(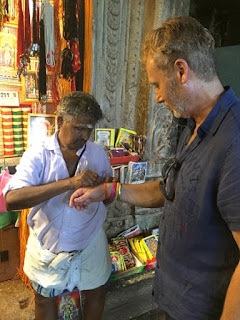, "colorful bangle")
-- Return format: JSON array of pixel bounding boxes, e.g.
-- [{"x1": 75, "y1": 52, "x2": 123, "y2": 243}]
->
[
  {"x1": 109, "y1": 182, "x2": 117, "y2": 201},
  {"x1": 103, "y1": 183, "x2": 110, "y2": 199},
  {"x1": 115, "y1": 182, "x2": 120, "y2": 200},
  {"x1": 117, "y1": 183, "x2": 122, "y2": 201}
]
